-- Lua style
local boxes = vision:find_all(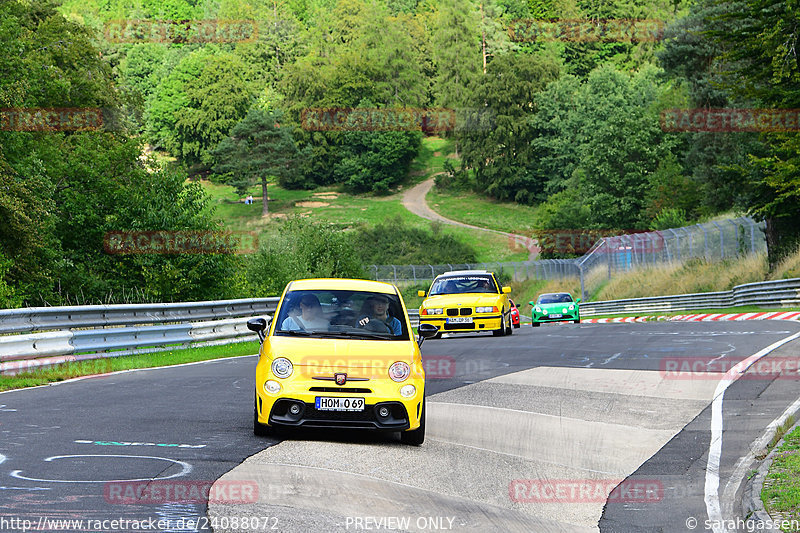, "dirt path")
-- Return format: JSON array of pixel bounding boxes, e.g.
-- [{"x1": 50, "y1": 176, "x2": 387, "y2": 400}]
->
[{"x1": 402, "y1": 177, "x2": 540, "y2": 260}]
